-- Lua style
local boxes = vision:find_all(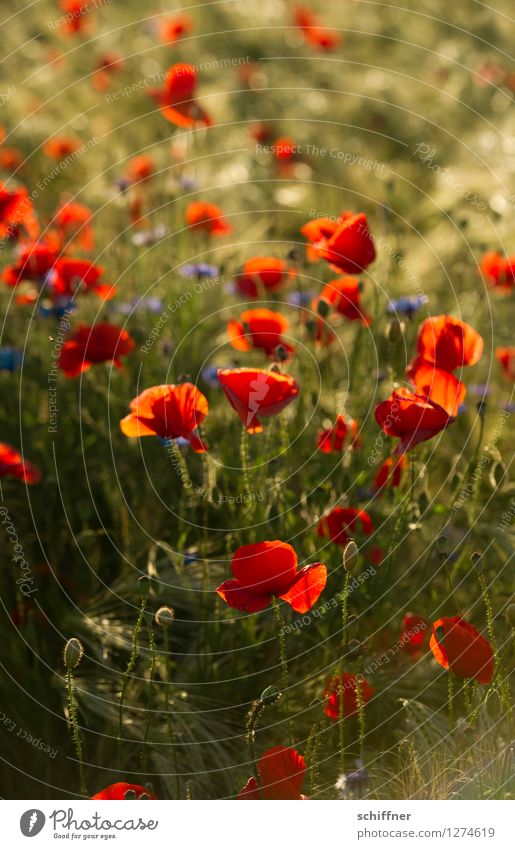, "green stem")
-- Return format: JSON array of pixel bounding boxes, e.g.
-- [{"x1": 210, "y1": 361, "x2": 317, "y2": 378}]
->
[
  {"x1": 141, "y1": 621, "x2": 157, "y2": 773},
  {"x1": 163, "y1": 629, "x2": 181, "y2": 799},
  {"x1": 117, "y1": 597, "x2": 145, "y2": 766},
  {"x1": 272, "y1": 597, "x2": 292, "y2": 745},
  {"x1": 67, "y1": 669, "x2": 87, "y2": 796},
  {"x1": 356, "y1": 677, "x2": 366, "y2": 761},
  {"x1": 478, "y1": 574, "x2": 497, "y2": 653},
  {"x1": 448, "y1": 673, "x2": 455, "y2": 727}
]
